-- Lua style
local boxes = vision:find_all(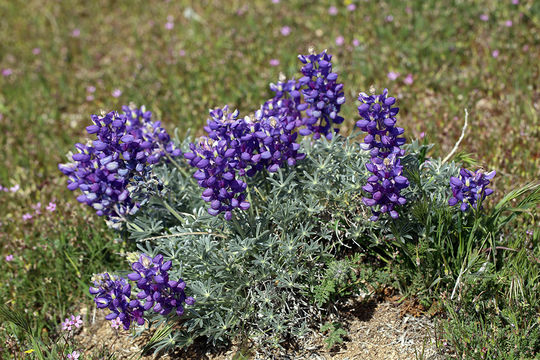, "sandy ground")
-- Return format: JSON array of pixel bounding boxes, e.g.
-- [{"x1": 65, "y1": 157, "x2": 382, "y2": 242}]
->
[{"x1": 76, "y1": 295, "x2": 446, "y2": 360}]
